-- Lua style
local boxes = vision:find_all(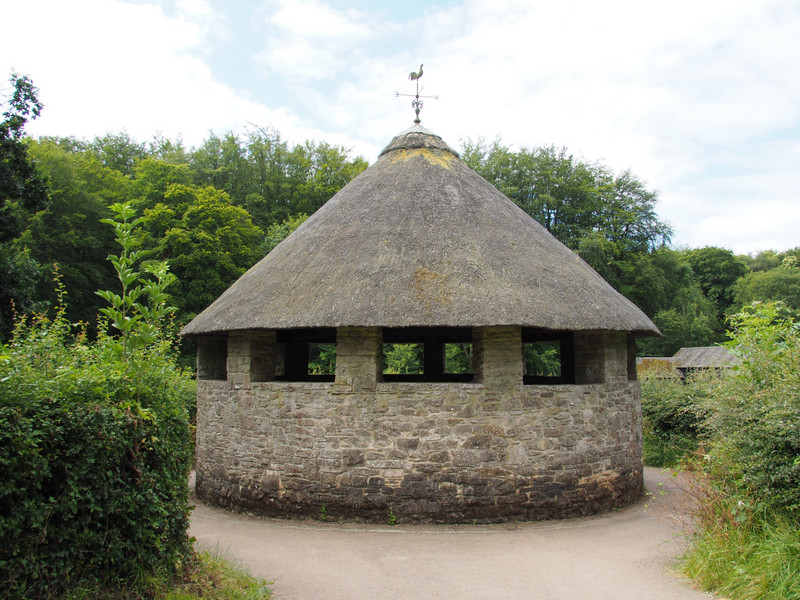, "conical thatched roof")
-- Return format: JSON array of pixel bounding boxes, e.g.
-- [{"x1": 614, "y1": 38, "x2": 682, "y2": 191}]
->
[{"x1": 182, "y1": 125, "x2": 658, "y2": 336}]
